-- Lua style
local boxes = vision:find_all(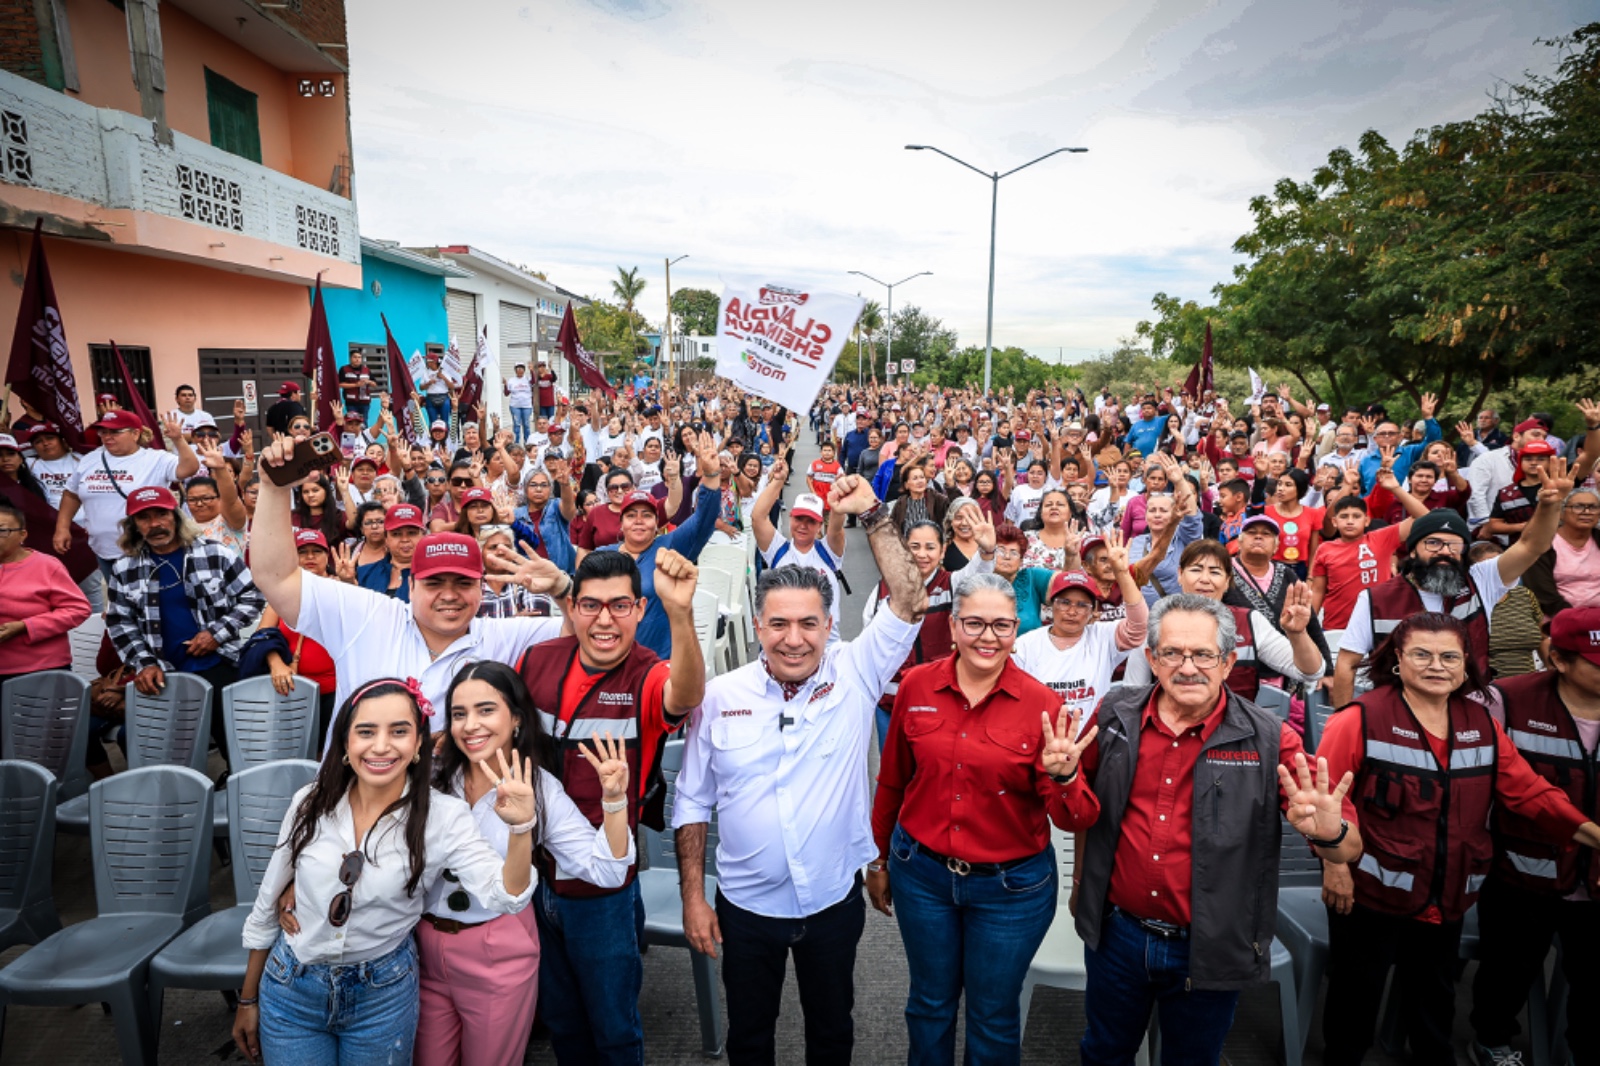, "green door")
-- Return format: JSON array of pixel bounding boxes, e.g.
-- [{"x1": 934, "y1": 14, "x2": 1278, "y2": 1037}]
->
[{"x1": 205, "y1": 68, "x2": 261, "y2": 164}]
